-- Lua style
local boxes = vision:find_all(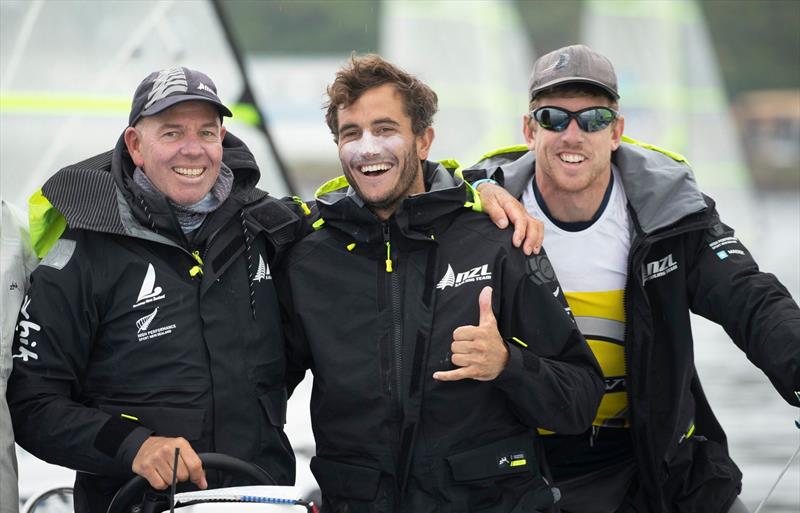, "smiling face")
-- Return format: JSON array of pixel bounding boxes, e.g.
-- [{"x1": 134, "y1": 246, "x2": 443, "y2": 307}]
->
[
  {"x1": 336, "y1": 84, "x2": 433, "y2": 220},
  {"x1": 524, "y1": 93, "x2": 623, "y2": 201},
  {"x1": 124, "y1": 101, "x2": 226, "y2": 205}
]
